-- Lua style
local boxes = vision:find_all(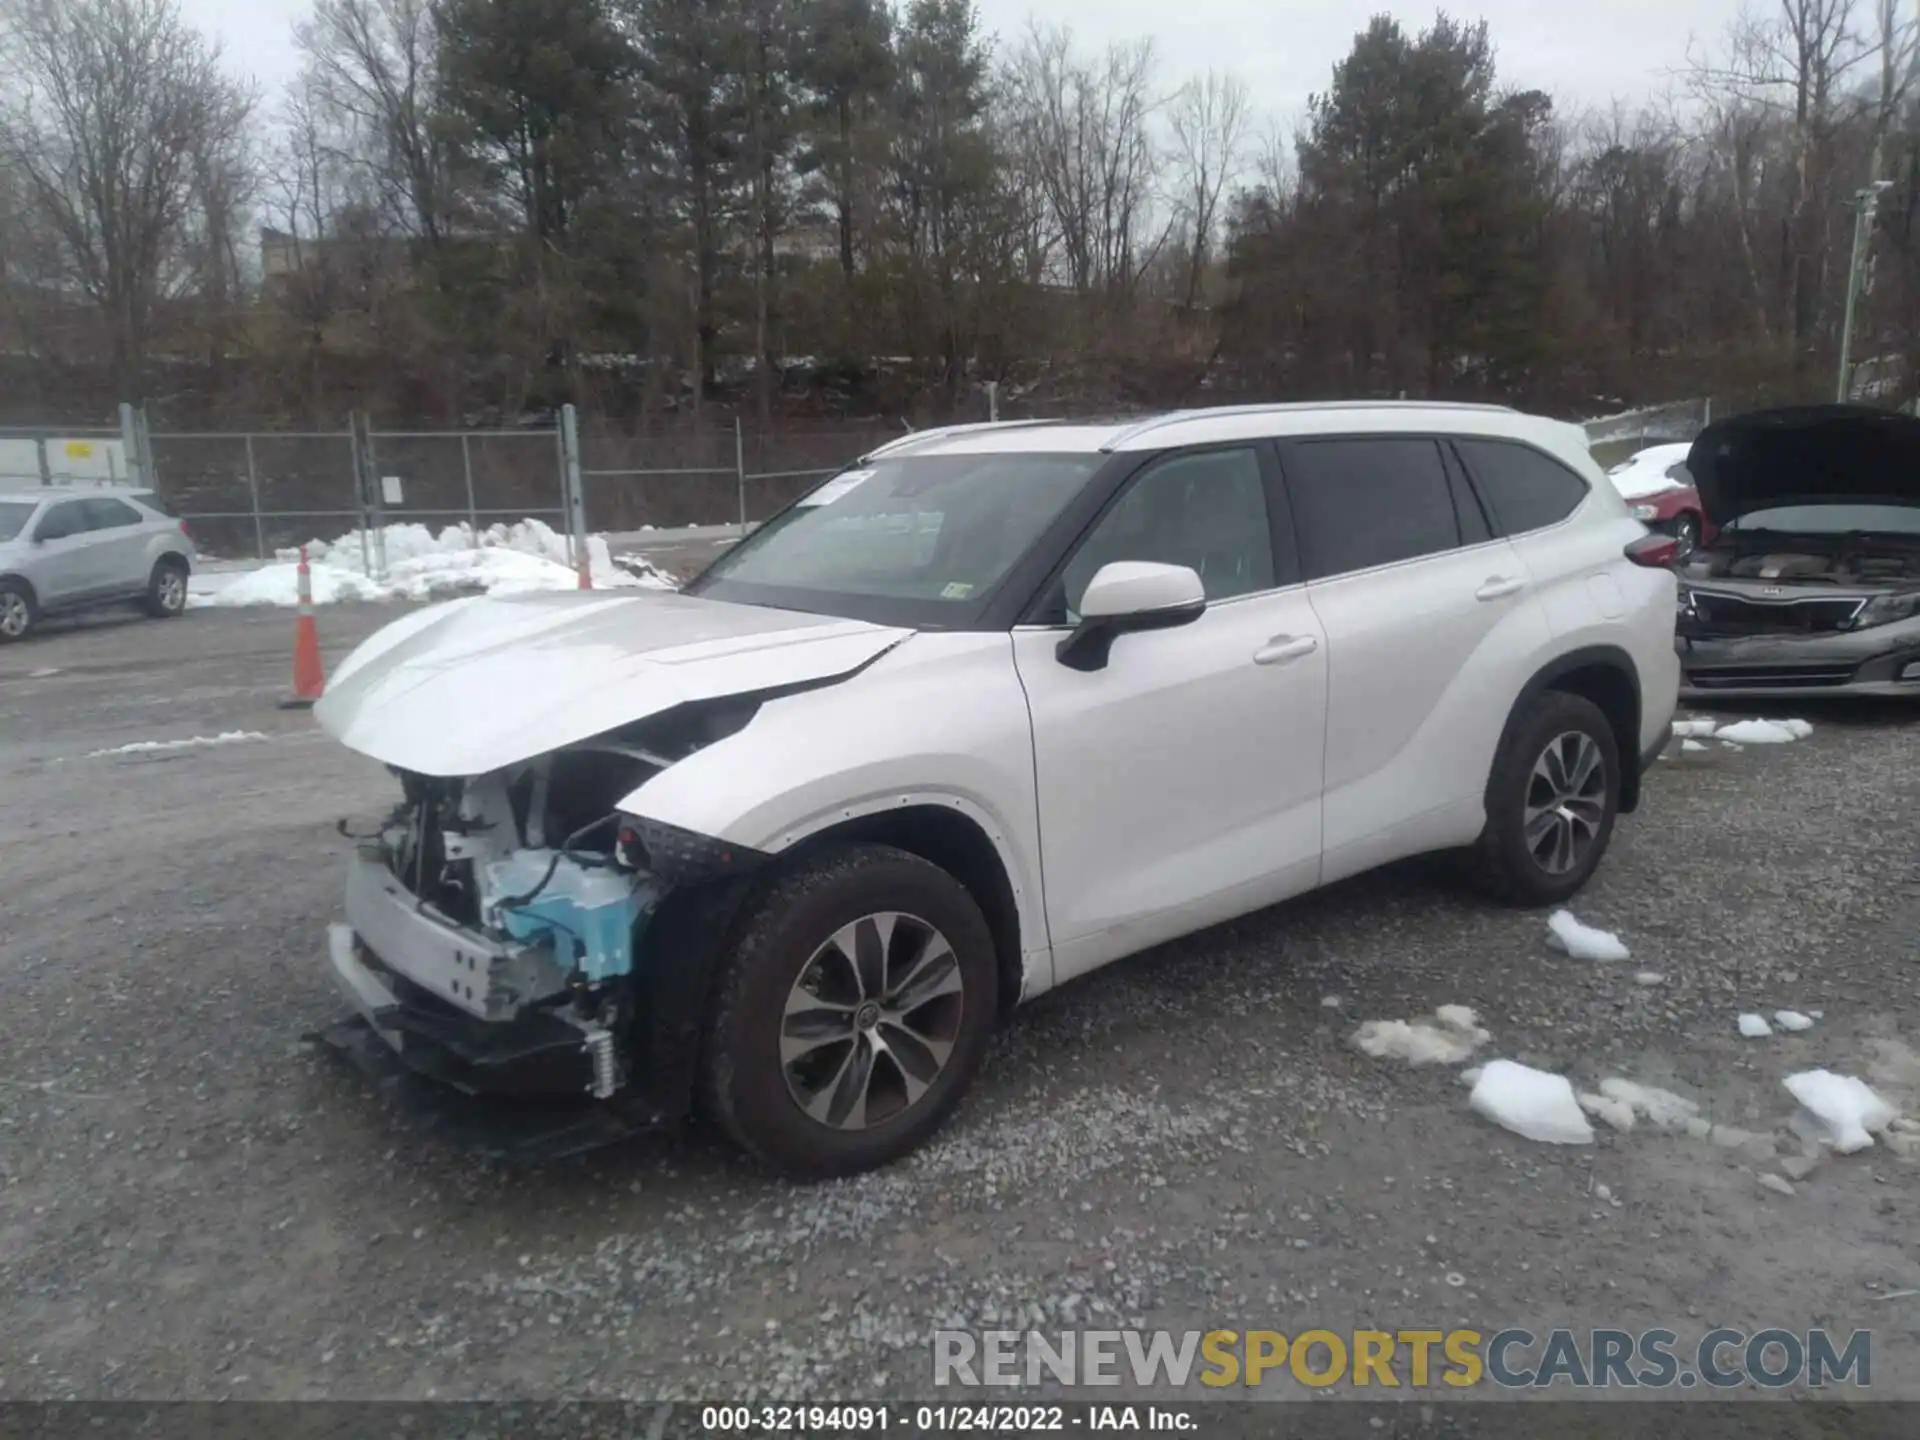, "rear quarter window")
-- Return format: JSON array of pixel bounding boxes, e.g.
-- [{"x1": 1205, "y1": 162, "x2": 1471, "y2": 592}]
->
[{"x1": 1454, "y1": 438, "x2": 1591, "y2": 535}]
